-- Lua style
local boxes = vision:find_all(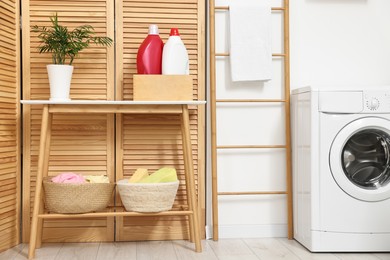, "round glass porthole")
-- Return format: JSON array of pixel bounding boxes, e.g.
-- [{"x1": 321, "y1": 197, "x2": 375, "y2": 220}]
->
[
  {"x1": 329, "y1": 117, "x2": 390, "y2": 201},
  {"x1": 342, "y1": 129, "x2": 390, "y2": 190}
]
